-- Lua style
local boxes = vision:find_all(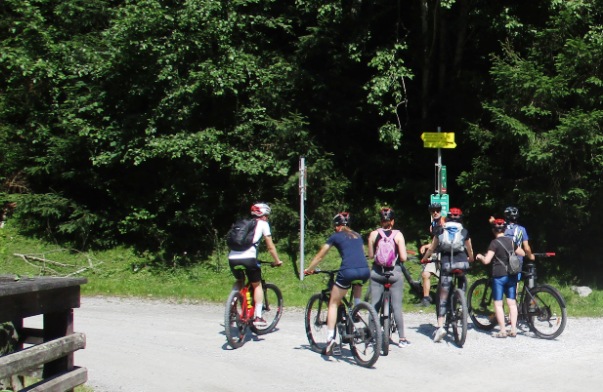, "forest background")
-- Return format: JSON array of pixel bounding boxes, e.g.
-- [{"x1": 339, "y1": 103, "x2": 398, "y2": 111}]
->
[{"x1": 1, "y1": 0, "x2": 603, "y2": 288}]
